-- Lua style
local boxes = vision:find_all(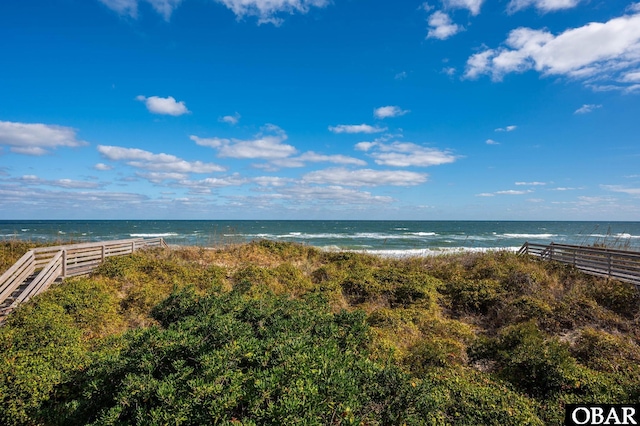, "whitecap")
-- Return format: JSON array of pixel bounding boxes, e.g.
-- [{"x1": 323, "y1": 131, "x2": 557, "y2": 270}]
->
[{"x1": 130, "y1": 233, "x2": 178, "y2": 238}]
